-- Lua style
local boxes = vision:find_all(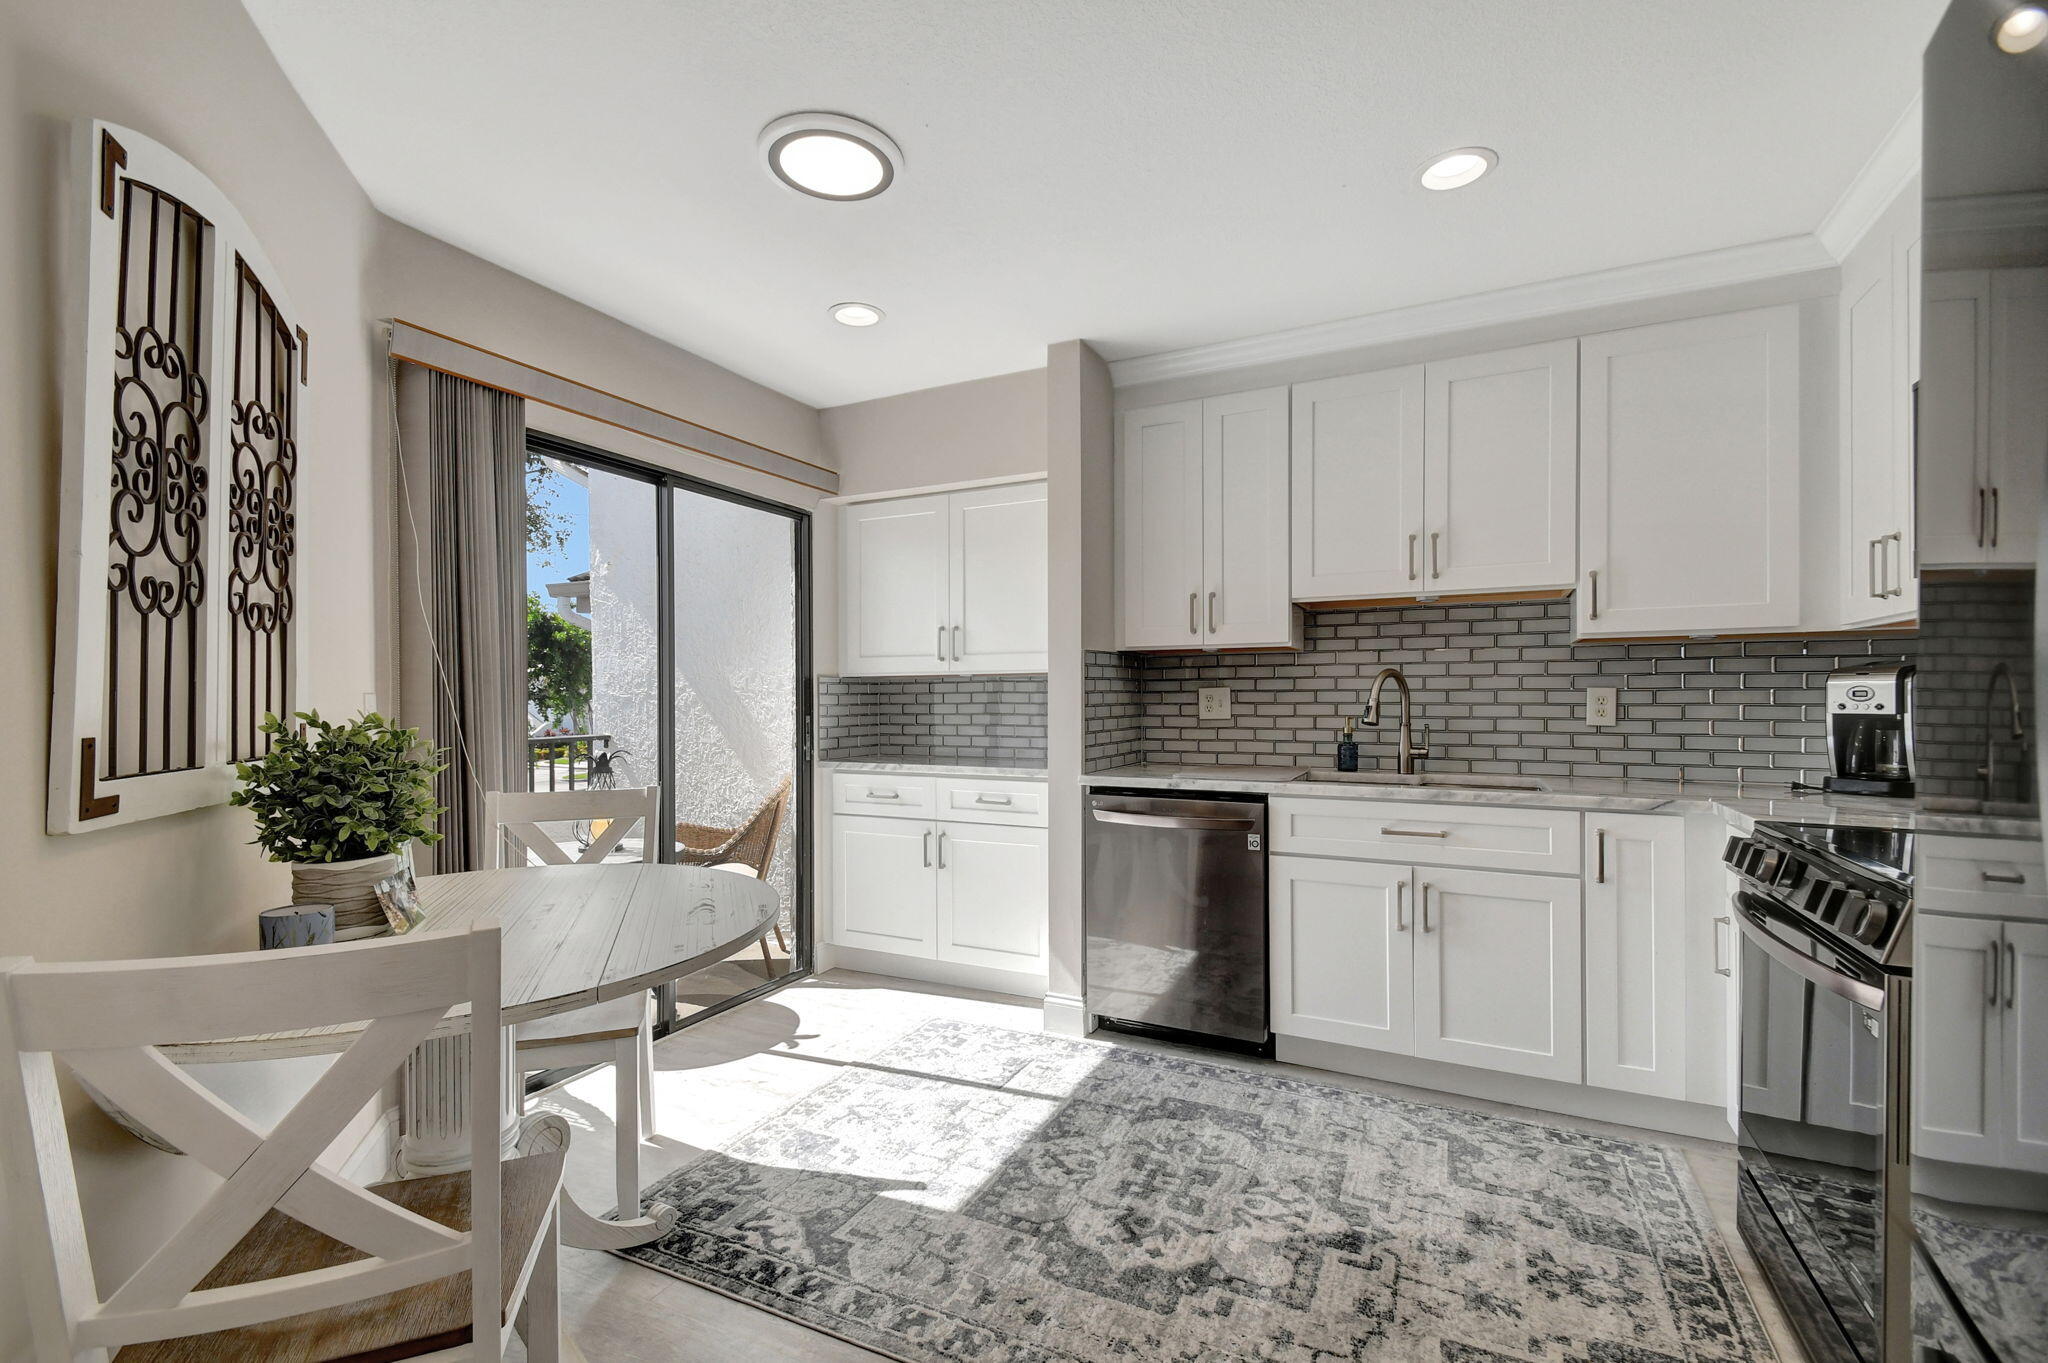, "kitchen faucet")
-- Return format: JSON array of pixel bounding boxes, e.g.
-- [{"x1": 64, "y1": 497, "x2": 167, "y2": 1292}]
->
[
  {"x1": 1360, "y1": 667, "x2": 1431, "y2": 775},
  {"x1": 1979, "y1": 661, "x2": 2029, "y2": 805}
]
